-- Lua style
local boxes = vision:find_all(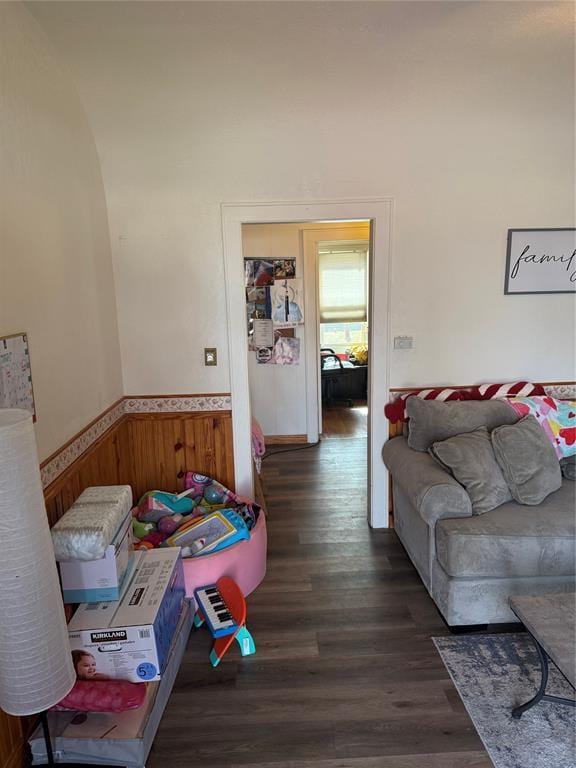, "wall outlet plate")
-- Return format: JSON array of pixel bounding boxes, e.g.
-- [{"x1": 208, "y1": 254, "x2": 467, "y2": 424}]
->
[
  {"x1": 393, "y1": 335, "x2": 414, "y2": 350},
  {"x1": 204, "y1": 348, "x2": 217, "y2": 366}
]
